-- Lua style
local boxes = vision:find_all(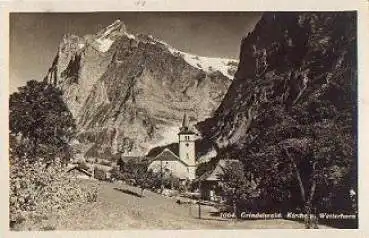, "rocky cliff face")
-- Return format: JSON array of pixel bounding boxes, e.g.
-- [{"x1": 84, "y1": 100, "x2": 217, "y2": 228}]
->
[
  {"x1": 198, "y1": 12, "x2": 356, "y2": 160},
  {"x1": 44, "y1": 20, "x2": 237, "y2": 156}
]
